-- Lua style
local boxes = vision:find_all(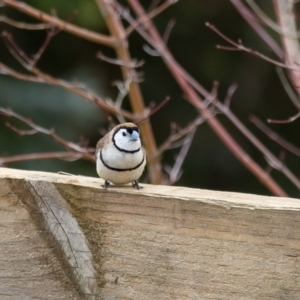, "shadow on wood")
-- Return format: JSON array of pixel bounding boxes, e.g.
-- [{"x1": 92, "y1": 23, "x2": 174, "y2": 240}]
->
[{"x1": 0, "y1": 167, "x2": 300, "y2": 299}]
